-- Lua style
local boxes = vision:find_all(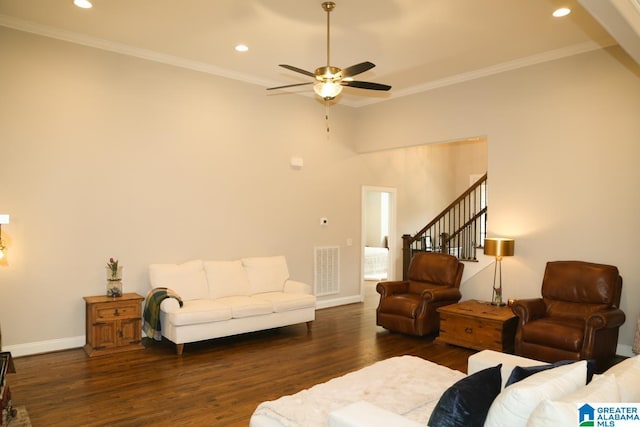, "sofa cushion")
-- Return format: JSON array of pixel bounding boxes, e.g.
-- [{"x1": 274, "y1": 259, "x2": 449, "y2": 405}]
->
[
  {"x1": 603, "y1": 354, "x2": 640, "y2": 402},
  {"x1": 506, "y1": 359, "x2": 595, "y2": 387},
  {"x1": 484, "y1": 360, "x2": 587, "y2": 427},
  {"x1": 428, "y1": 364, "x2": 502, "y2": 427},
  {"x1": 520, "y1": 317, "x2": 585, "y2": 352},
  {"x1": 526, "y1": 374, "x2": 620, "y2": 427},
  {"x1": 242, "y1": 256, "x2": 290, "y2": 294},
  {"x1": 149, "y1": 260, "x2": 209, "y2": 301},
  {"x1": 166, "y1": 299, "x2": 232, "y2": 326},
  {"x1": 216, "y1": 296, "x2": 274, "y2": 318},
  {"x1": 204, "y1": 260, "x2": 251, "y2": 299},
  {"x1": 253, "y1": 291, "x2": 316, "y2": 312},
  {"x1": 527, "y1": 375, "x2": 620, "y2": 427},
  {"x1": 467, "y1": 350, "x2": 548, "y2": 391}
]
